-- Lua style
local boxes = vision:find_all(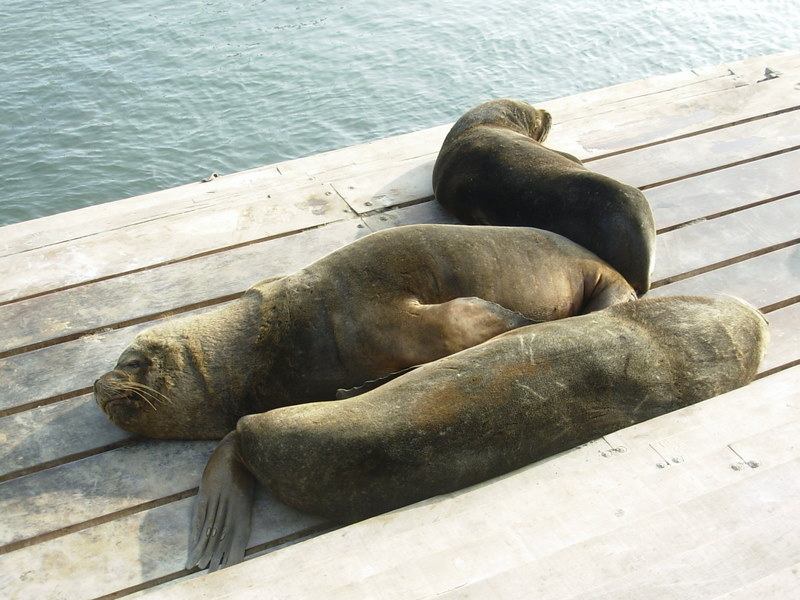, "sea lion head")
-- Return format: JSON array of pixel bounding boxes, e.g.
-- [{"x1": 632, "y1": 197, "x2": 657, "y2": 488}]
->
[
  {"x1": 445, "y1": 98, "x2": 552, "y2": 144},
  {"x1": 94, "y1": 323, "x2": 239, "y2": 440},
  {"x1": 499, "y1": 98, "x2": 552, "y2": 142}
]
